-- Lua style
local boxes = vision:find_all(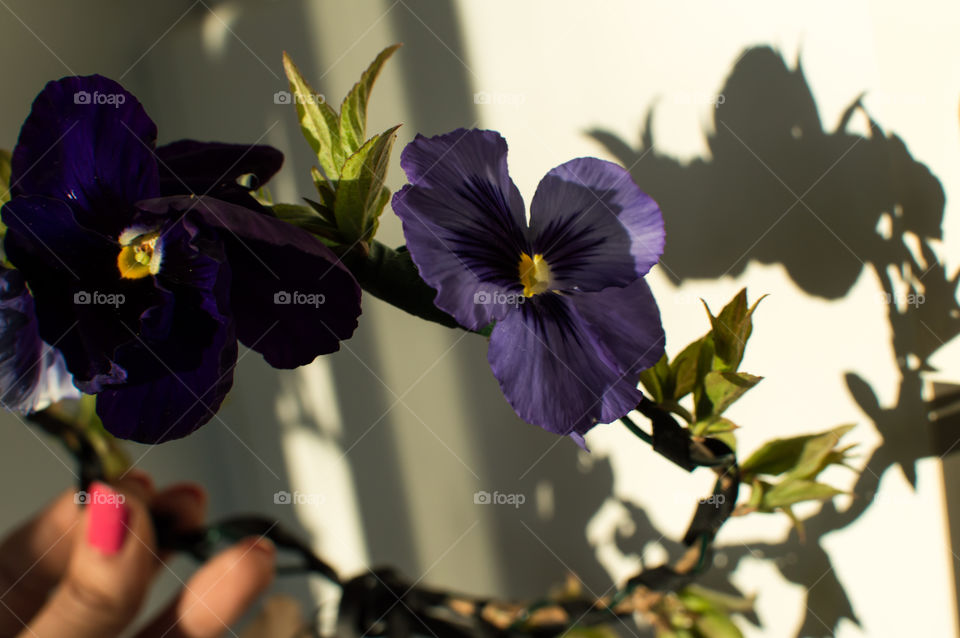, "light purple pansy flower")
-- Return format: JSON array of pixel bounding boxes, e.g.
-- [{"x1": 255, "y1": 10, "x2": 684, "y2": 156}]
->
[{"x1": 392, "y1": 128, "x2": 666, "y2": 441}]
